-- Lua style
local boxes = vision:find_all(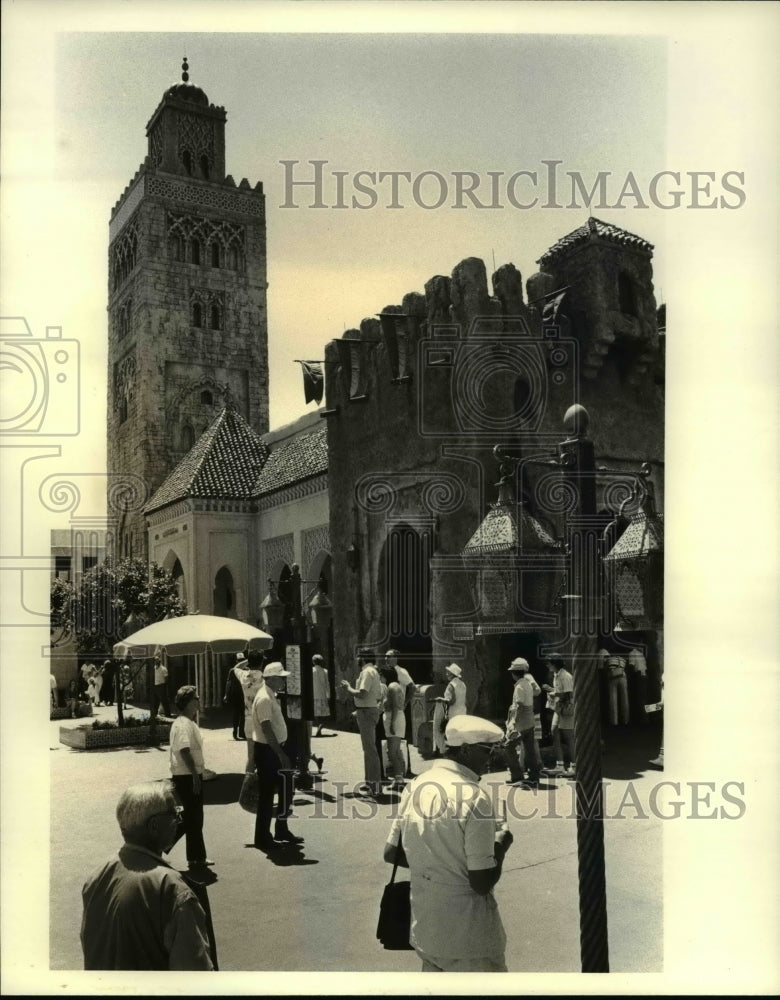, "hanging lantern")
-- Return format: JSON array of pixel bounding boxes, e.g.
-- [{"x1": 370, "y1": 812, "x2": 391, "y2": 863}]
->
[
  {"x1": 308, "y1": 586, "x2": 333, "y2": 629},
  {"x1": 260, "y1": 581, "x2": 285, "y2": 631},
  {"x1": 461, "y1": 459, "x2": 561, "y2": 629},
  {"x1": 603, "y1": 493, "x2": 664, "y2": 630}
]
